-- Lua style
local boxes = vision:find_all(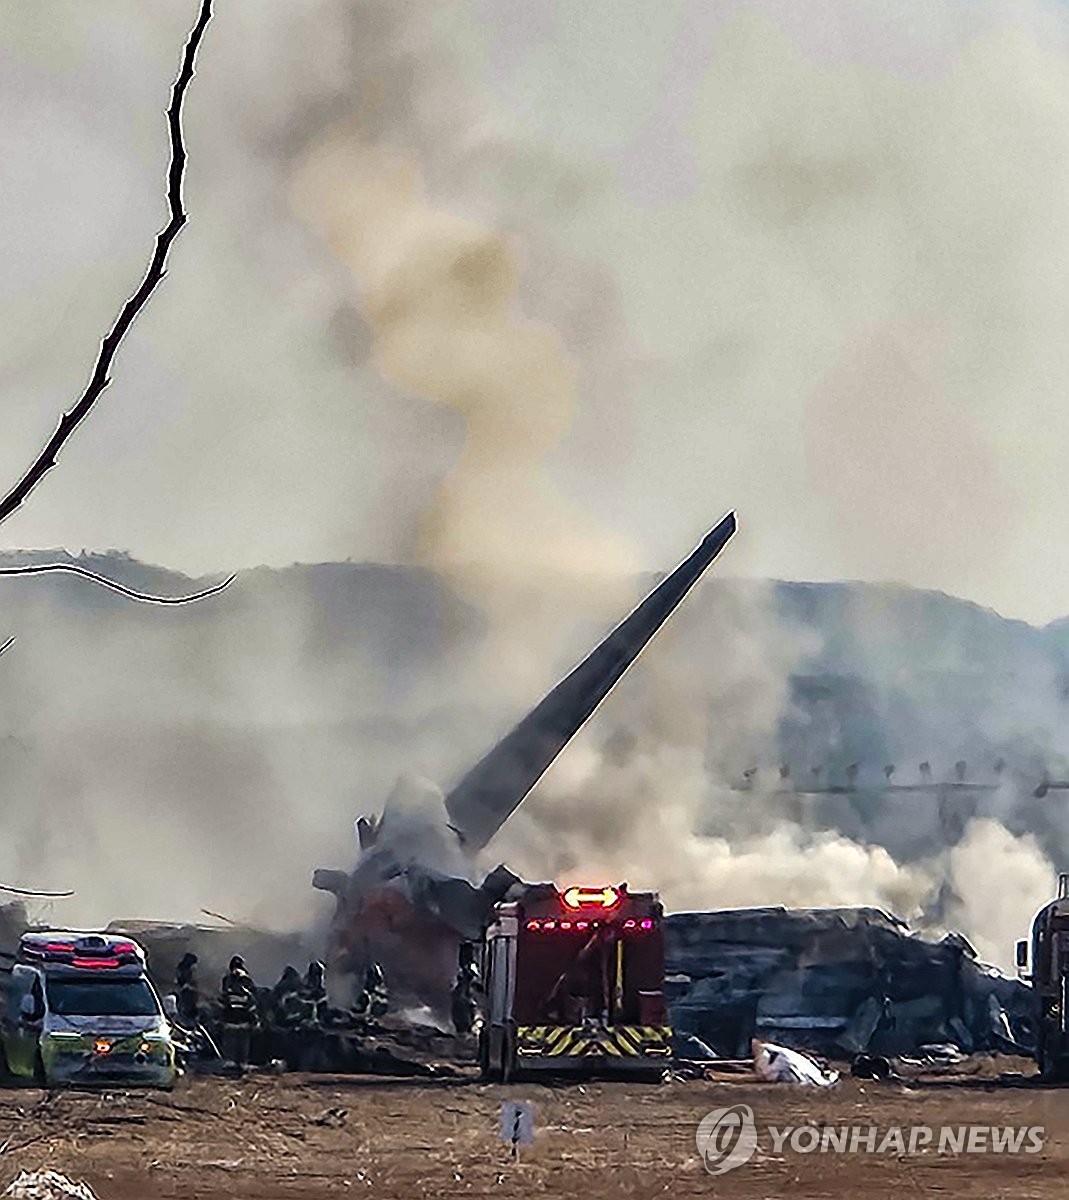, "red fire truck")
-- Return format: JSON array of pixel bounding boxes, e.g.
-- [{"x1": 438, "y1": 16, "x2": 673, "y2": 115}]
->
[
  {"x1": 1018, "y1": 873, "x2": 1069, "y2": 1080},
  {"x1": 478, "y1": 882, "x2": 671, "y2": 1080}
]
